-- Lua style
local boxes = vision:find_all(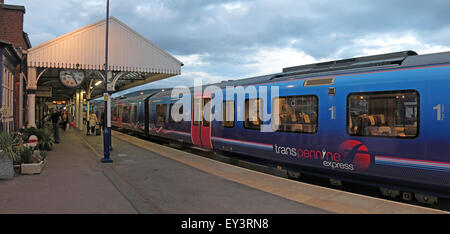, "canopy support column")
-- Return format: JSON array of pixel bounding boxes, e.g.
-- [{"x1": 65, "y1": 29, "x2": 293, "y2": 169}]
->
[{"x1": 26, "y1": 67, "x2": 37, "y2": 127}]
